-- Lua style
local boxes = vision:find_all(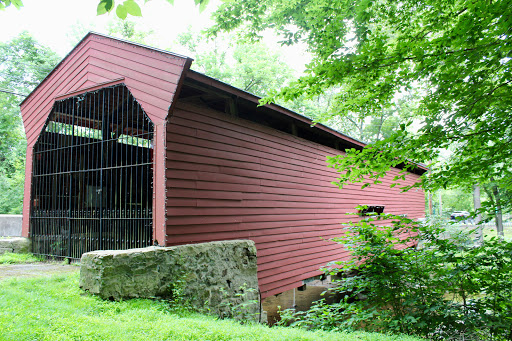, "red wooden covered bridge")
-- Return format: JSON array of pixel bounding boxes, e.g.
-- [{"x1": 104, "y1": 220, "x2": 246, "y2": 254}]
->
[{"x1": 20, "y1": 33, "x2": 426, "y2": 298}]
